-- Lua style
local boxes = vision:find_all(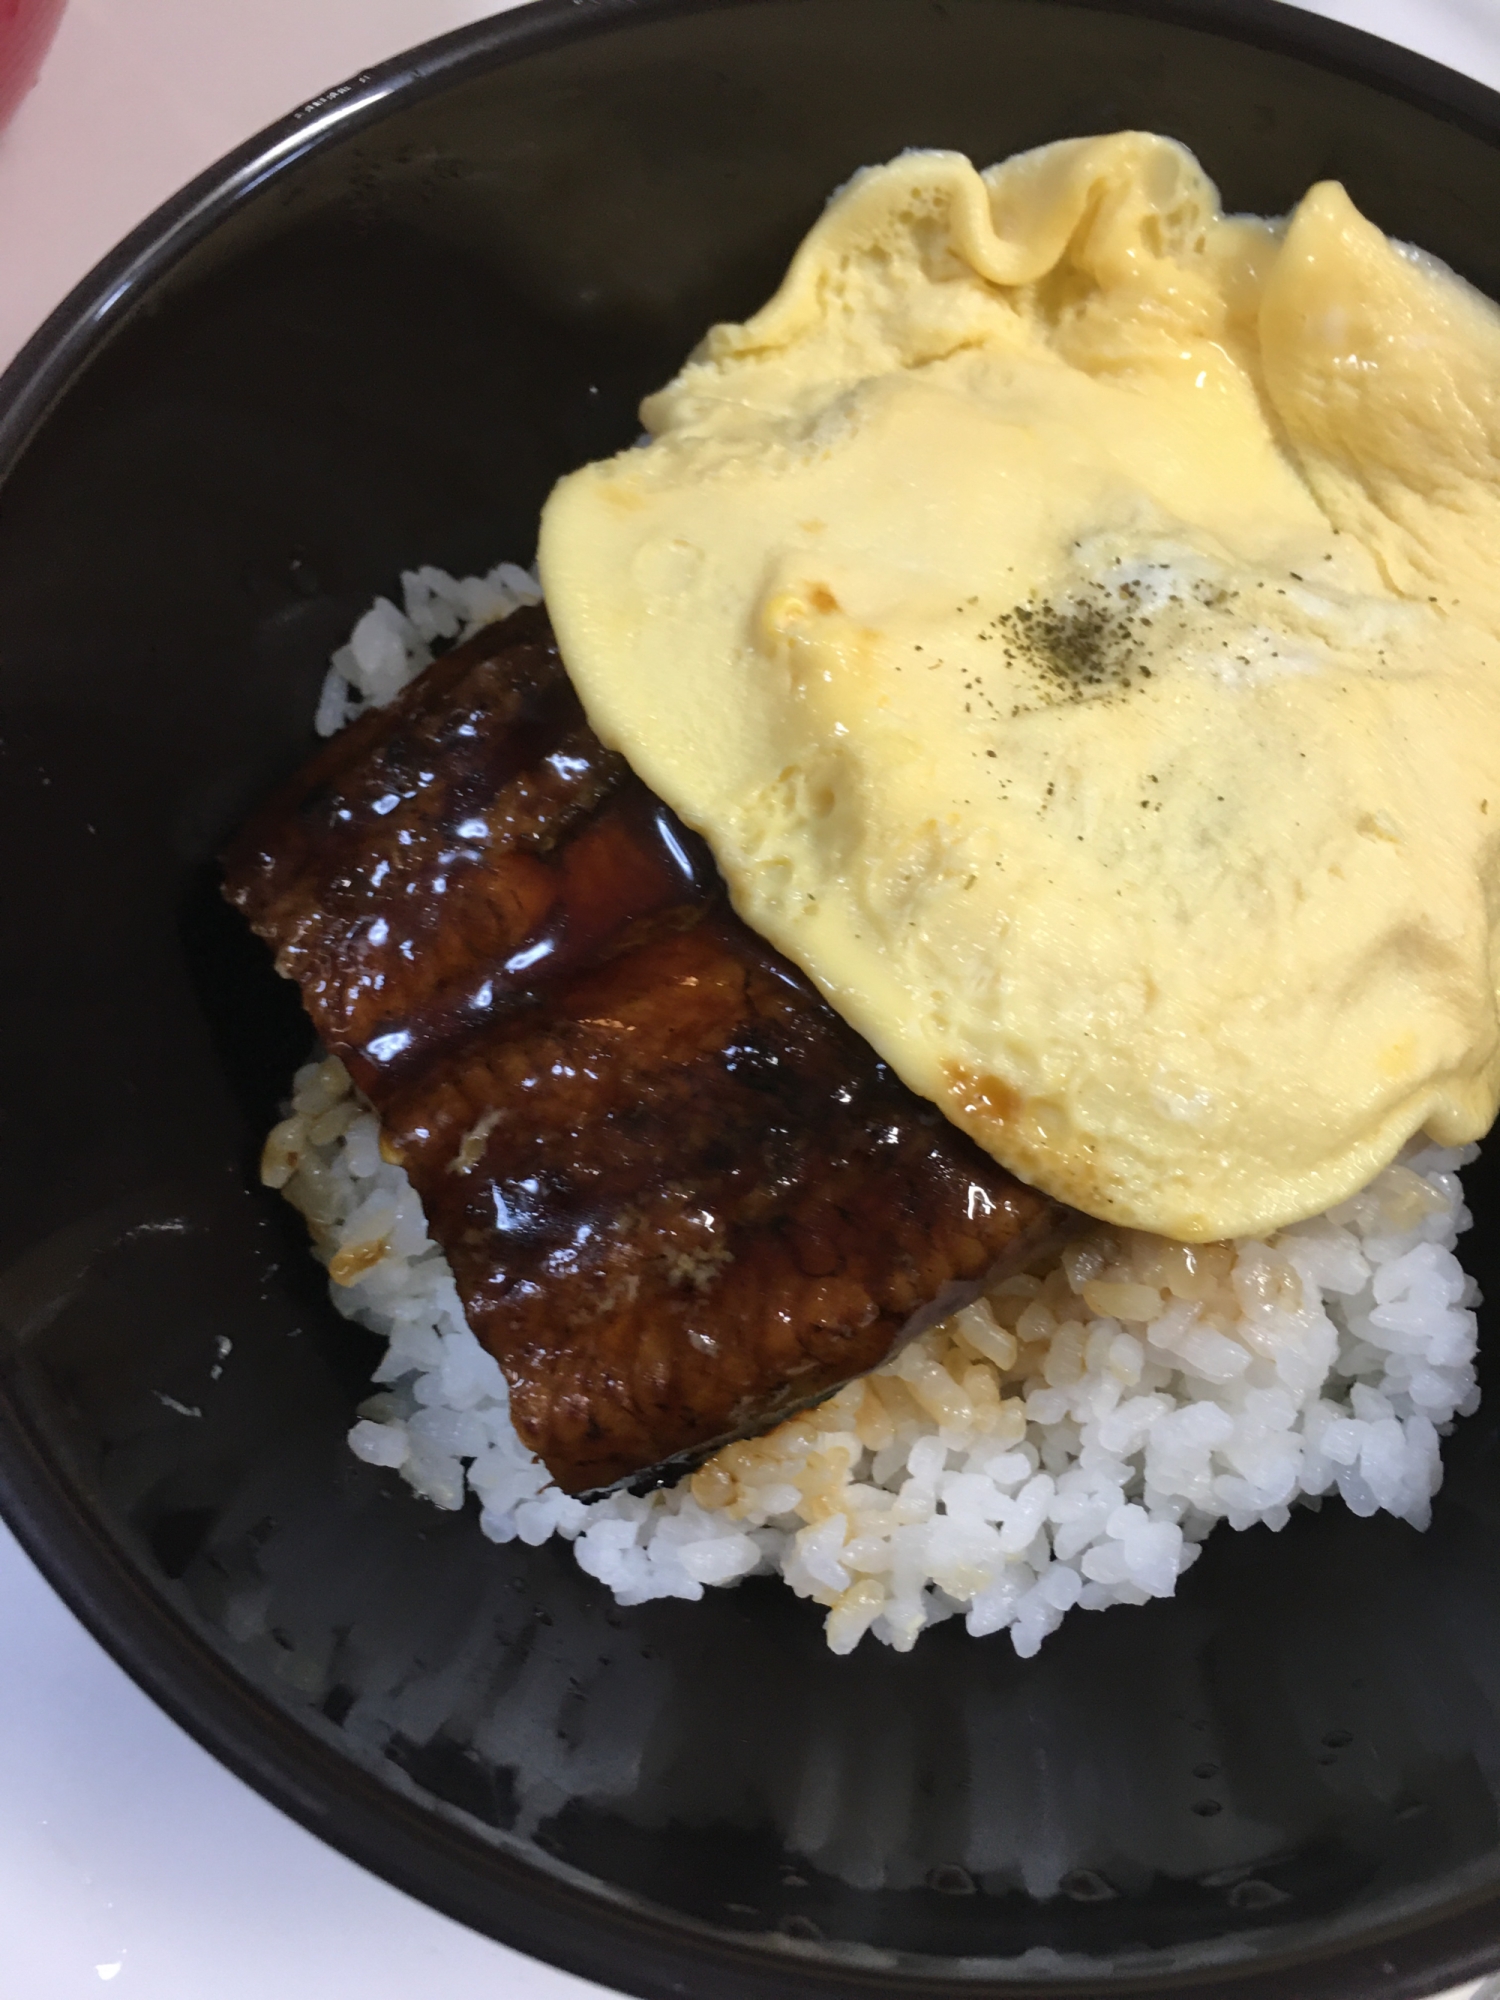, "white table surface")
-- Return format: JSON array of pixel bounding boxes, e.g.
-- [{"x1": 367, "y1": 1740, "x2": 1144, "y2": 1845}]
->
[{"x1": 4, "y1": 2, "x2": 1500, "y2": 1994}]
